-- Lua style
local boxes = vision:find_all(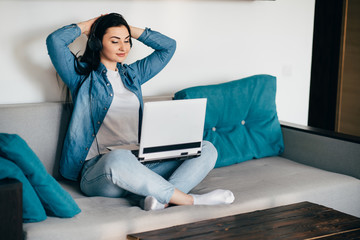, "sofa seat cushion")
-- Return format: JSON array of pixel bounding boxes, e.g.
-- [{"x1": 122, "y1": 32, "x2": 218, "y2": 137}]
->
[
  {"x1": 174, "y1": 75, "x2": 284, "y2": 167},
  {"x1": 23, "y1": 157, "x2": 360, "y2": 240}
]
